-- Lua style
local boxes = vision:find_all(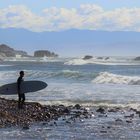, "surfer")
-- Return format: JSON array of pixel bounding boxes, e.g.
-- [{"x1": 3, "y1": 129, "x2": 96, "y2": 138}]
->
[{"x1": 17, "y1": 71, "x2": 25, "y2": 109}]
